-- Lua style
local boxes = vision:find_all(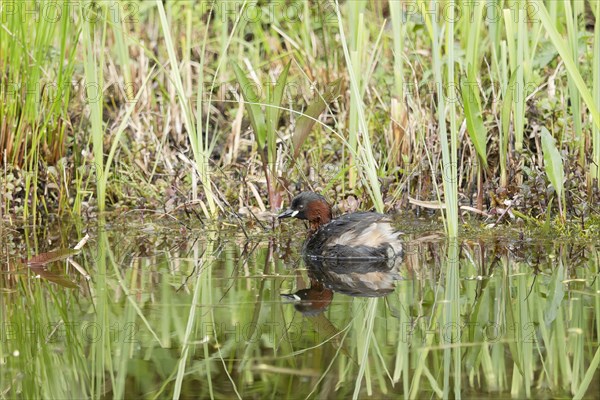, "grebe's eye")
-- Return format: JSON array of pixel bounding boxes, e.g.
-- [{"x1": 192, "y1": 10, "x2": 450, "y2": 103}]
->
[{"x1": 298, "y1": 204, "x2": 304, "y2": 210}]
